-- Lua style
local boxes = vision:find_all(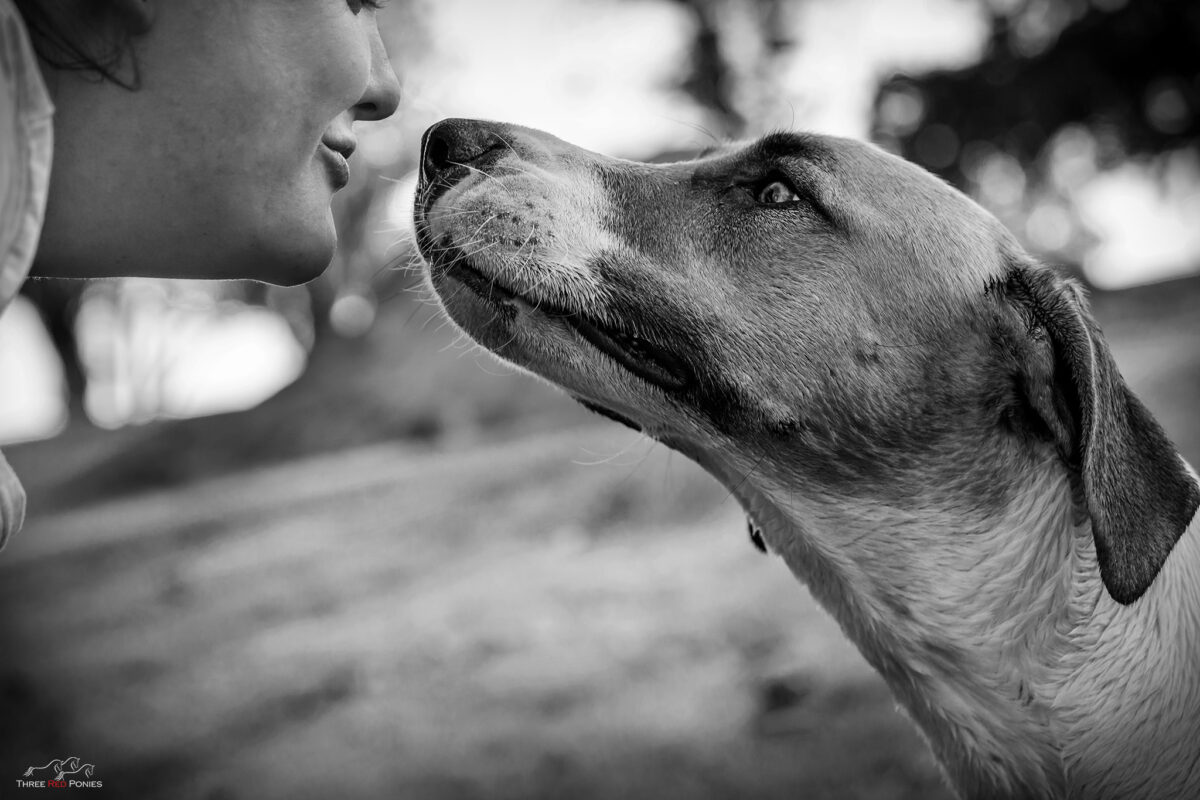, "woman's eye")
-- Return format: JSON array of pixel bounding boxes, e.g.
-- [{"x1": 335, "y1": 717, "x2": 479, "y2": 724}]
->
[
  {"x1": 756, "y1": 180, "x2": 801, "y2": 205},
  {"x1": 348, "y1": 0, "x2": 386, "y2": 12}
]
